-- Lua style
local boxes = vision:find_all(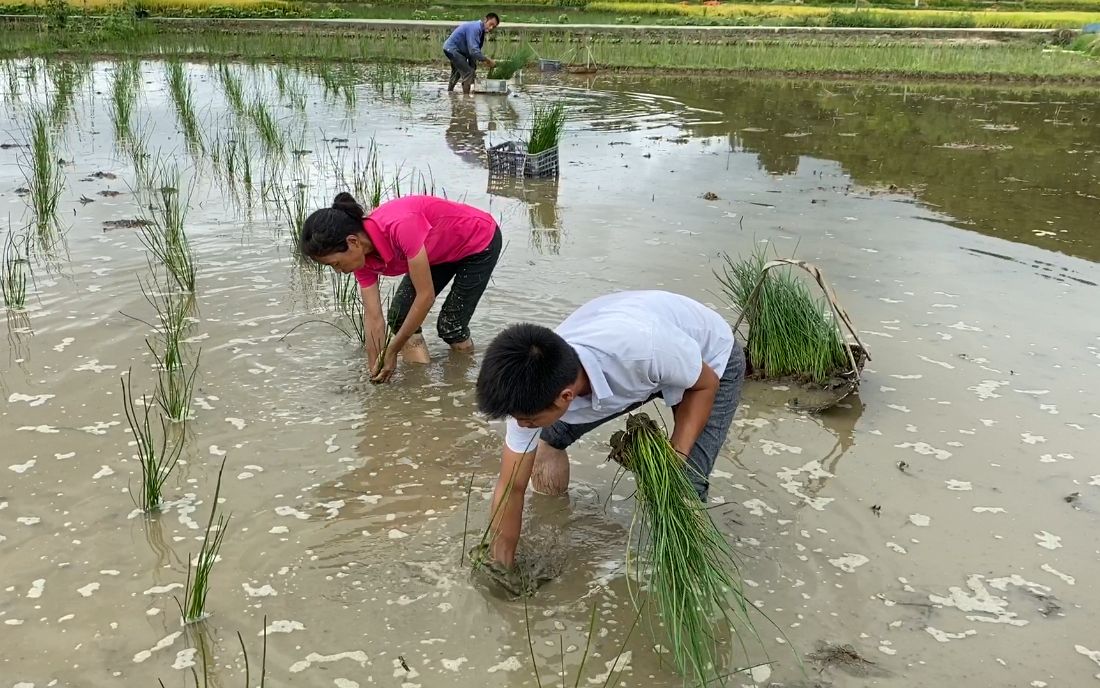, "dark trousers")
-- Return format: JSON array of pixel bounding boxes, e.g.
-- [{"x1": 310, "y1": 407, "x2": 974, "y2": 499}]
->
[
  {"x1": 445, "y1": 49, "x2": 477, "y2": 91},
  {"x1": 388, "y1": 226, "x2": 502, "y2": 344},
  {"x1": 540, "y1": 342, "x2": 746, "y2": 501}
]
